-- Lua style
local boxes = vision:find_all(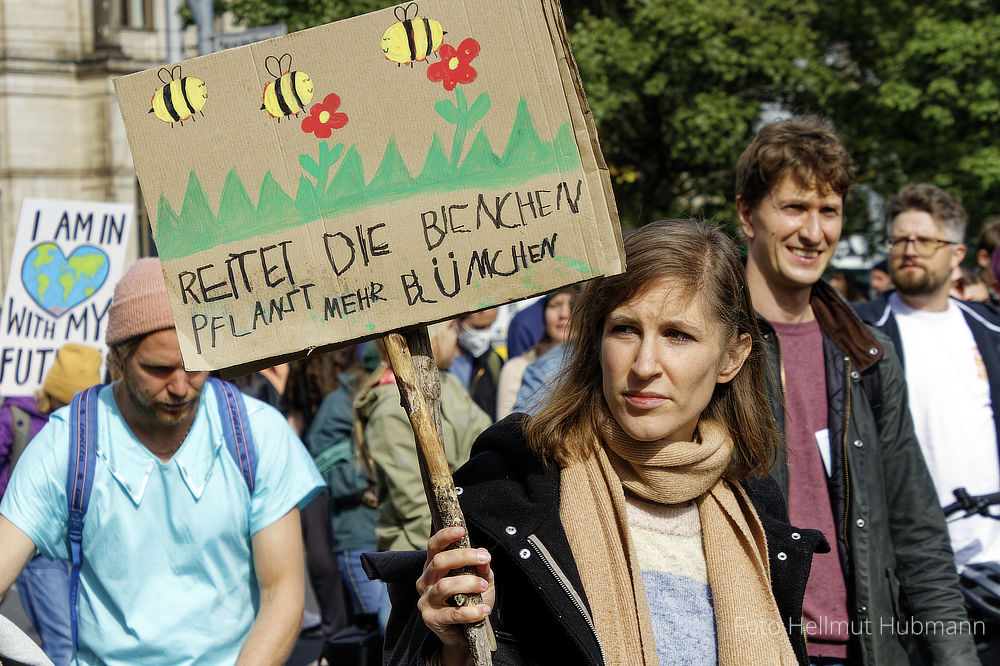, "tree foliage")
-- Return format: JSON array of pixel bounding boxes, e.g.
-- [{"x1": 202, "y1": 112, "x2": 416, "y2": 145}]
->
[
  {"x1": 222, "y1": 0, "x2": 1000, "y2": 239},
  {"x1": 562, "y1": 0, "x2": 838, "y2": 229},
  {"x1": 822, "y1": 0, "x2": 1000, "y2": 237}
]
